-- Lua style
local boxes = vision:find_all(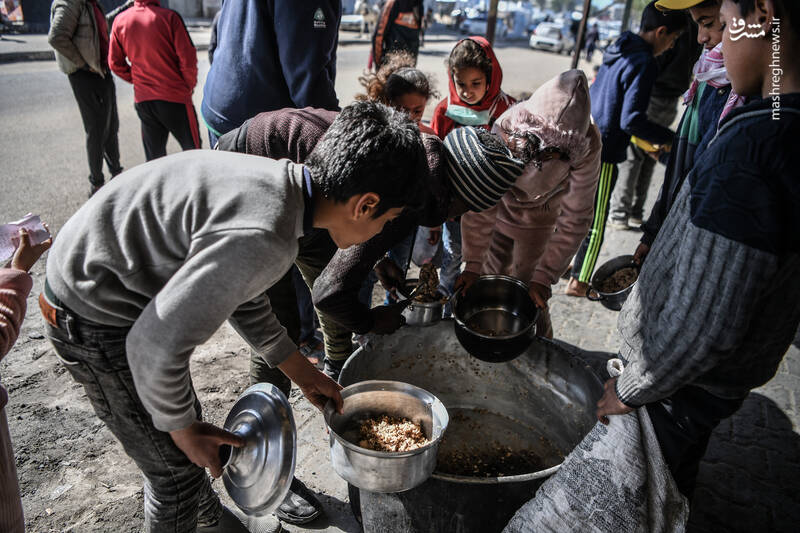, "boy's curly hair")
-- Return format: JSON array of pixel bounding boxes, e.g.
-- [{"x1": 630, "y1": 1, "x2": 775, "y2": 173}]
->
[
  {"x1": 446, "y1": 39, "x2": 492, "y2": 82},
  {"x1": 356, "y1": 51, "x2": 438, "y2": 106}
]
